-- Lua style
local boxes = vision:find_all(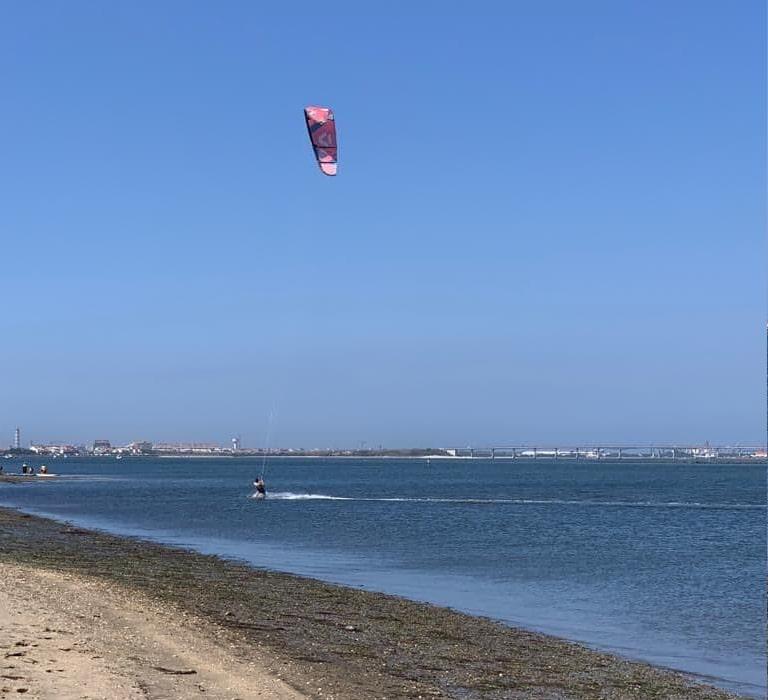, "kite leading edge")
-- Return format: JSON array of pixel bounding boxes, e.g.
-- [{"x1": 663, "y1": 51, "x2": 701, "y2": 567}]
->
[{"x1": 304, "y1": 106, "x2": 337, "y2": 176}]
